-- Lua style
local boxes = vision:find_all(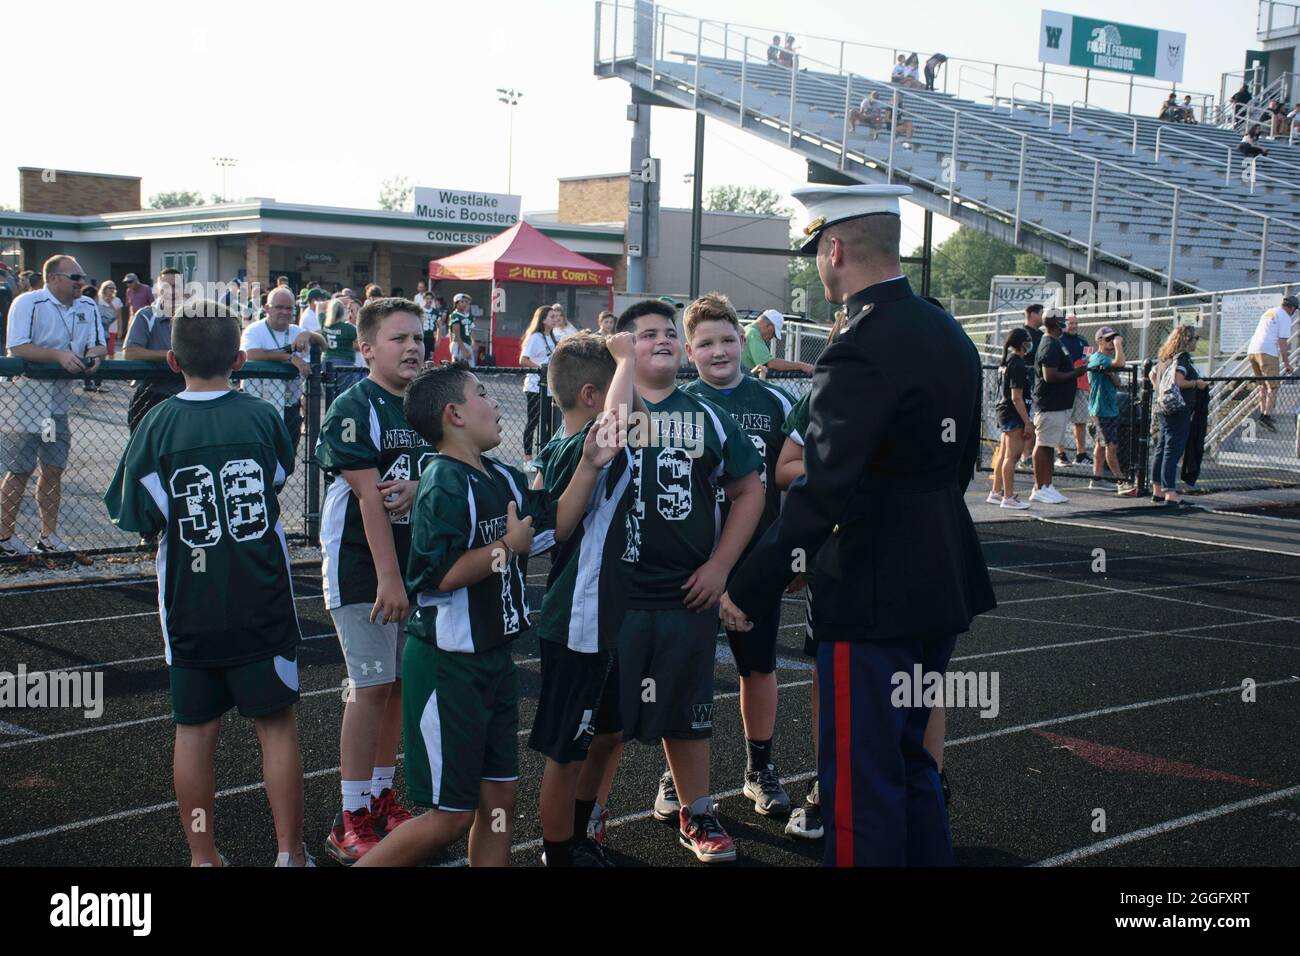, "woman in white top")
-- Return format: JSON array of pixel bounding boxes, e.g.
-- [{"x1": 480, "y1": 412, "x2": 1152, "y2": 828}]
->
[
  {"x1": 97, "y1": 280, "x2": 123, "y2": 357},
  {"x1": 519, "y1": 304, "x2": 564, "y2": 465},
  {"x1": 548, "y1": 302, "x2": 580, "y2": 342}
]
